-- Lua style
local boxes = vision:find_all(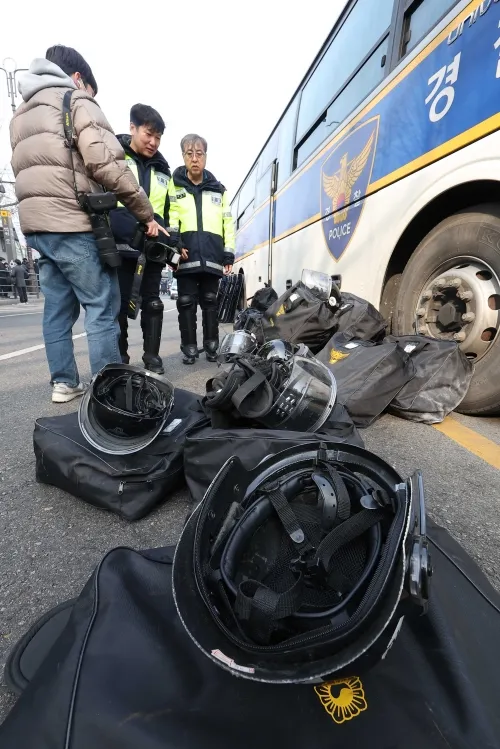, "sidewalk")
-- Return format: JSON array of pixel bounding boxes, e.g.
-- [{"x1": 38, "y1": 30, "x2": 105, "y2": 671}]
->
[{"x1": 0, "y1": 293, "x2": 43, "y2": 307}]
